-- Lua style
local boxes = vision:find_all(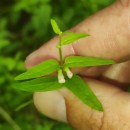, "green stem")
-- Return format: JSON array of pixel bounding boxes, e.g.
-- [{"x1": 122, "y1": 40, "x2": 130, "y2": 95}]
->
[
  {"x1": 15, "y1": 100, "x2": 33, "y2": 111},
  {"x1": 59, "y1": 34, "x2": 63, "y2": 66},
  {"x1": 0, "y1": 106, "x2": 21, "y2": 130}
]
